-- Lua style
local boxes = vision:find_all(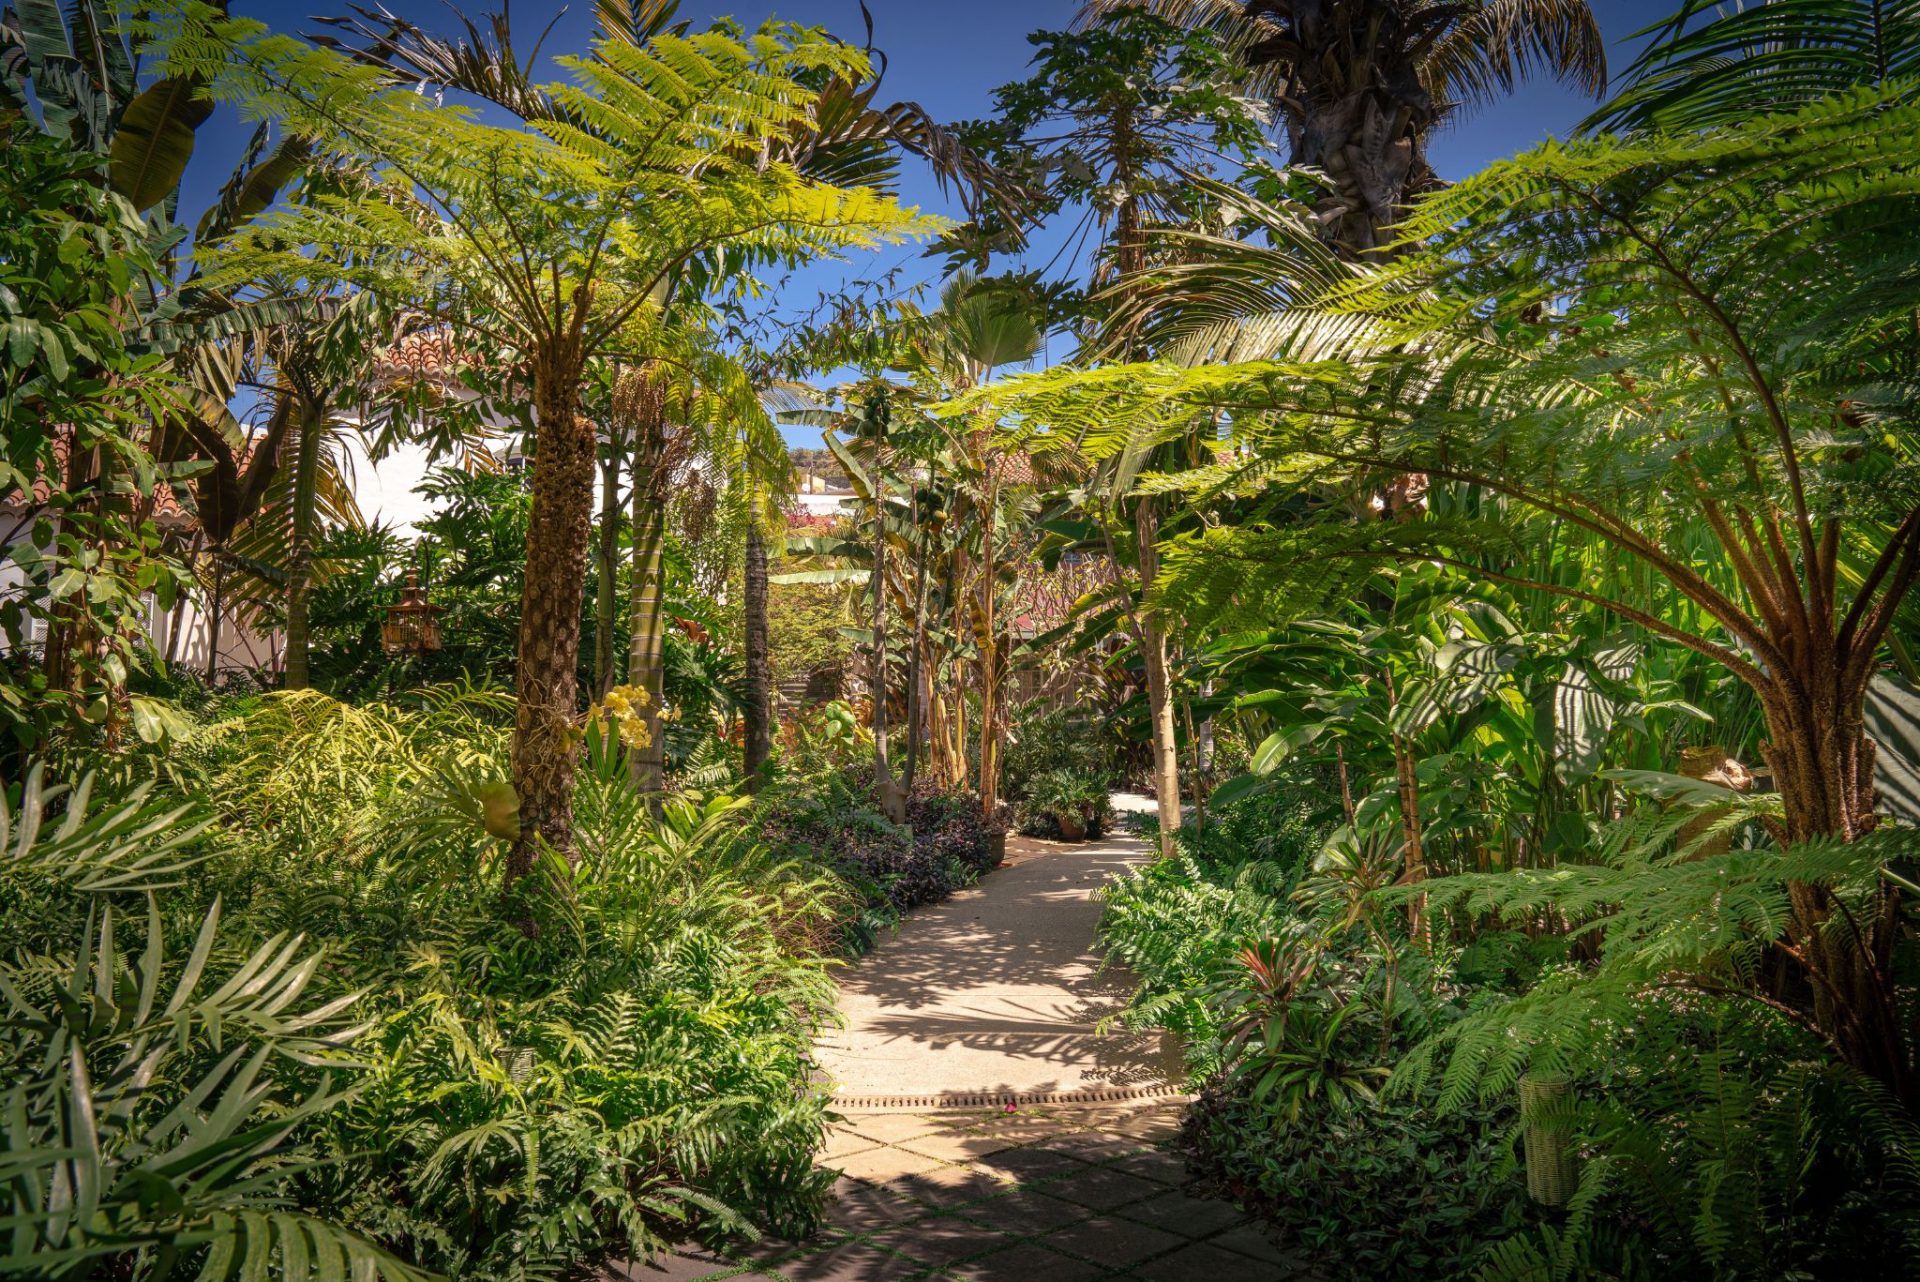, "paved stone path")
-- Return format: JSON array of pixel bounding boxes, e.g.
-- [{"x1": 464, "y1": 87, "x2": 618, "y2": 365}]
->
[
  {"x1": 619, "y1": 815, "x2": 1291, "y2": 1280},
  {"x1": 814, "y1": 824, "x2": 1183, "y2": 1102}
]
